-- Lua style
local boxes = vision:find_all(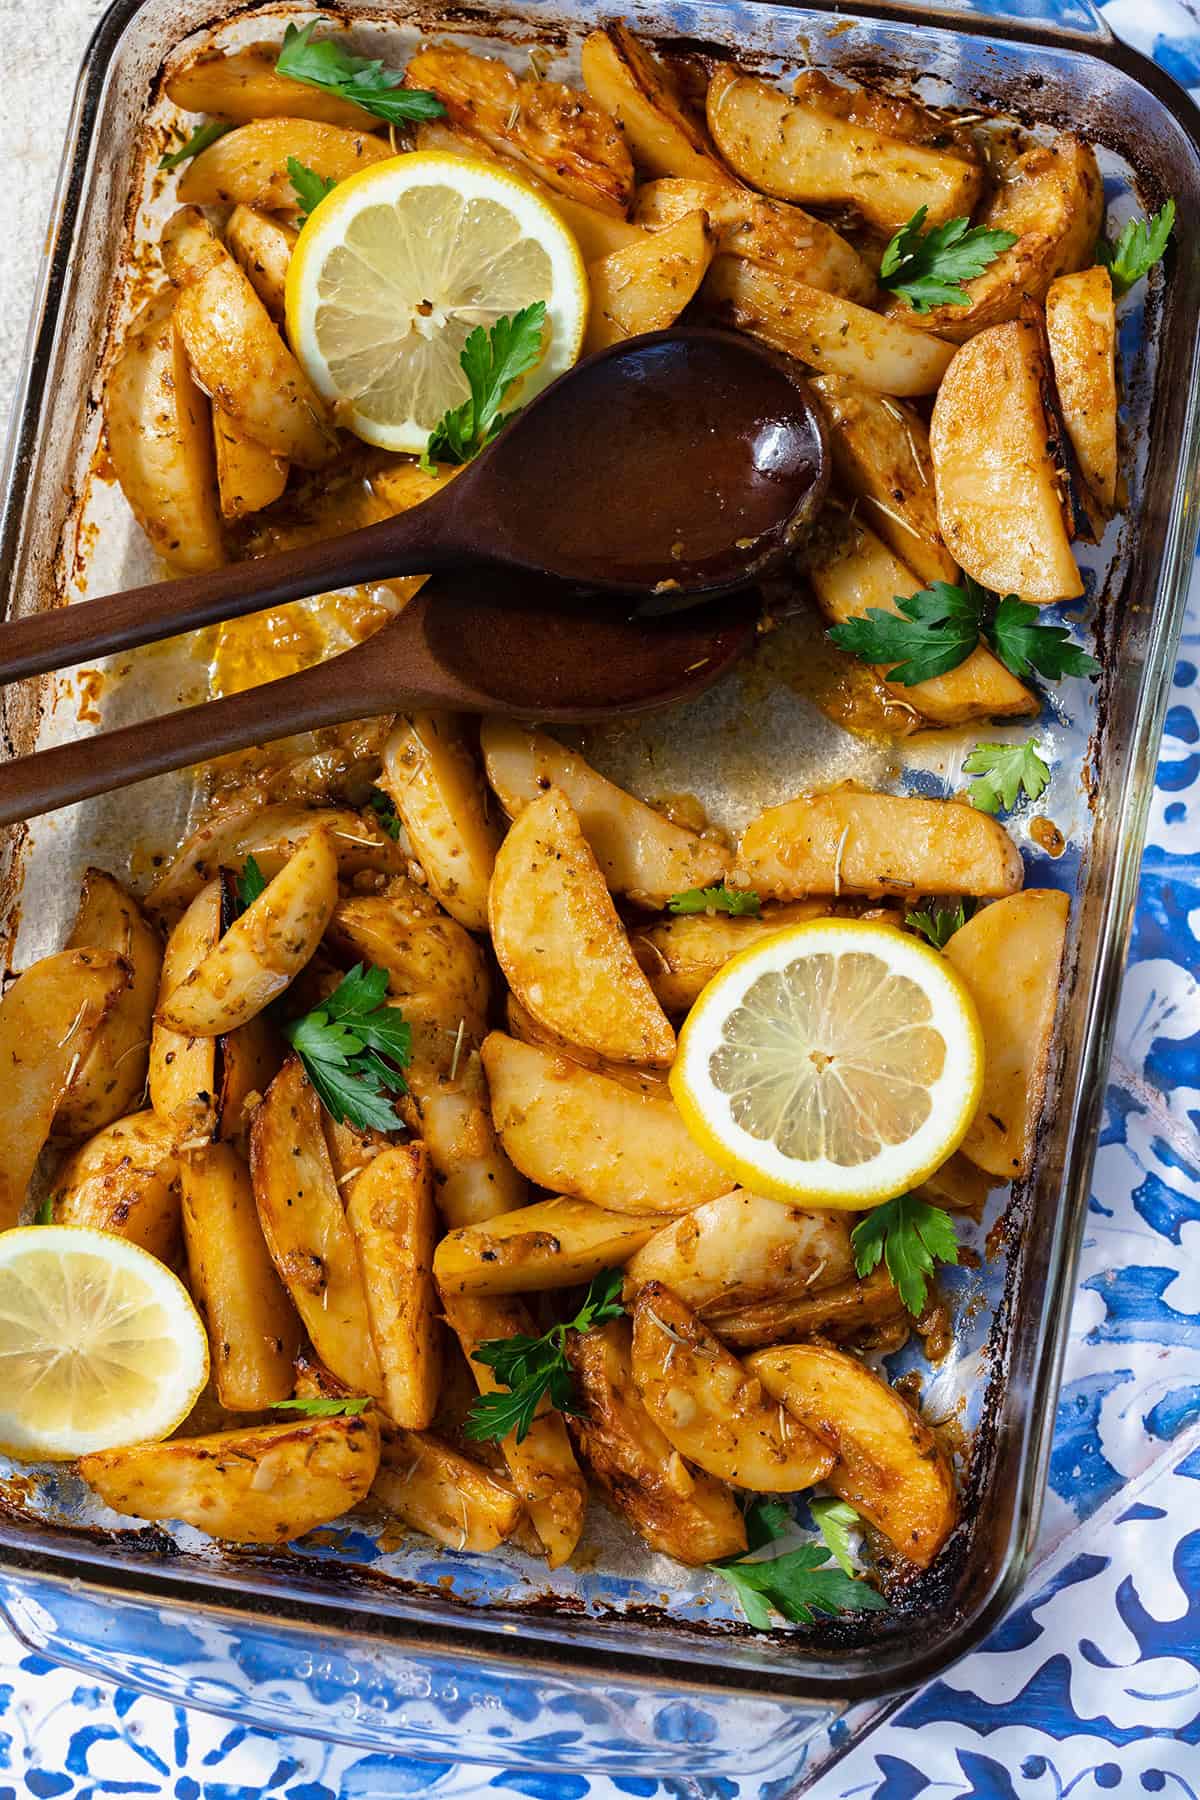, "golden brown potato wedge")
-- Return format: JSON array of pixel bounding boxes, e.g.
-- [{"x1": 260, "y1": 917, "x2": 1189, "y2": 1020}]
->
[
  {"x1": 177, "y1": 117, "x2": 392, "y2": 210},
  {"x1": 1046, "y1": 266, "x2": 1118, "y2": 513},
  {"x1": 149, "y1": 880, "x2": 222, "y2": 1142},
  {"x1": 580, "y1": 25, "x2": 732, "y2": 185},
  {"x1": 162, "y1": 208, "x2": 335, "y2": 469},
  {"x1": 585, "y1": 211, "x2": 716, "y2": 352},
  {"x1": 625, "y1": 1192, "x2": 854, "y2": 1314},
  {"x1": 405, "y1": 45, "x2": 634, "y2": 215},
  {"x1": 250, "y1": 1057, "x2": 384, "y2": 1396},
  {"x1": 380, "y1": 715, "x2": 500, "y2": 933},
  {"x1": 166, "y1": 43, "x2": 381, "y2": 127},
  {"x1": 504, "y1": 994, "x2": 670, "y2": 1089},
  {"x1": 789, "y1": 69, "x2": 976, "y2": 154},
  {"x1": 373, "y1": 1428, "x2": 524, "y2": 1551},
  {"x1": 79, "y1": 1412, "x2": 380, "y2": 1544},
  {"x1": 159, "y1": 828, "x2": 337, "y2": 1035},
  {"x1": 735, "y1": 788, "x2": 1025, "y2": 899},
  {"x1": 0, "y1": 951, "x2": 128, "y2": 1230},
  {"x1": 323, "y1": 1115, "x2": 389, "y2": 1190},
  {"x1": 747, "y1": 1341, "x2": 956, "y2": 1566},
  {"x1": 326, "y1": 894, "x2": 489, "y2": 1037},
  {"x1": 630, "y1": 904, "x2": 828, "y2": 1014},
  {"x1": 482, "y1": 1032, "x2": 731, "y2": 1214},
  {"x1": 489, "y1": 787, "x2": 675, "y2": 1067},
  {"x1": 943, "y1": 889, "x2": 1069, "y2": 1179},
  {"x1": 103, "y1": 289, "x2": 224, "y2": 573},
  {"x1": 709, "y1": 1266, "x2": 904, "y2": 1348},
  {"x1": 887, "y1": 136, "x2": 1104, "y2": 341},
  {"x1": 50, "y1": 1111, "x2": 181, "y2": 1264},
  {"x1": 58, "y1": 870, "x2": 163, "y2": 1139},
  {"x1": 809, "y1": 376, "x2": 956, "y2": 585},
  {"x1": 630, "y1": 1284, "x2": 834, "y2": 1490},
  {"x1": 223, "y1": 205, "x2": 296, "y2": 322},
  {"x1": 916, "y1": 1150, "x2": 996, "y2": 1215},
  {"x1": 806, "y1": 518, "x2": 1038, "y2": 726},
  {"x1": 402, "y1": 1021, "x2": 529, "y2": 1230},
  {"x1": 213, "y1": 407, "x2": 288, "y2": 519},
  {"x1": 706, "y1": 63, "x2": 982, "y2": 232},
  {"x1": 930, "y1": 319, "x2": 1084, "y2": 603},
  {"x1": 180, "y1": 1142, "x2": 301, "y2": 1410},
  {"x1": 705, "y1": 257, "x2": 954, "y2": 396},
  {"x1": 346, "y1": 1144, "x2": 441, "y2": 1429},
  {"x1": 568, "y1": 1320, "x2": 748, "y2": 1564},
  {"x1": 217, "y1": 1011, "x2": 282, "y2": 1149},
  {"x1": 481, "y1": 719, "x2": 730, "y2": 906},
  {"x1": 434, "y1": 1196, "x2": 661, "y2": 1296},
  {"x1": 635, "y1": 177, "x2": 876, "y2": 303},
  {"x1": 441, "y1": 1291, "x2": 588, "y2": 1568}
]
